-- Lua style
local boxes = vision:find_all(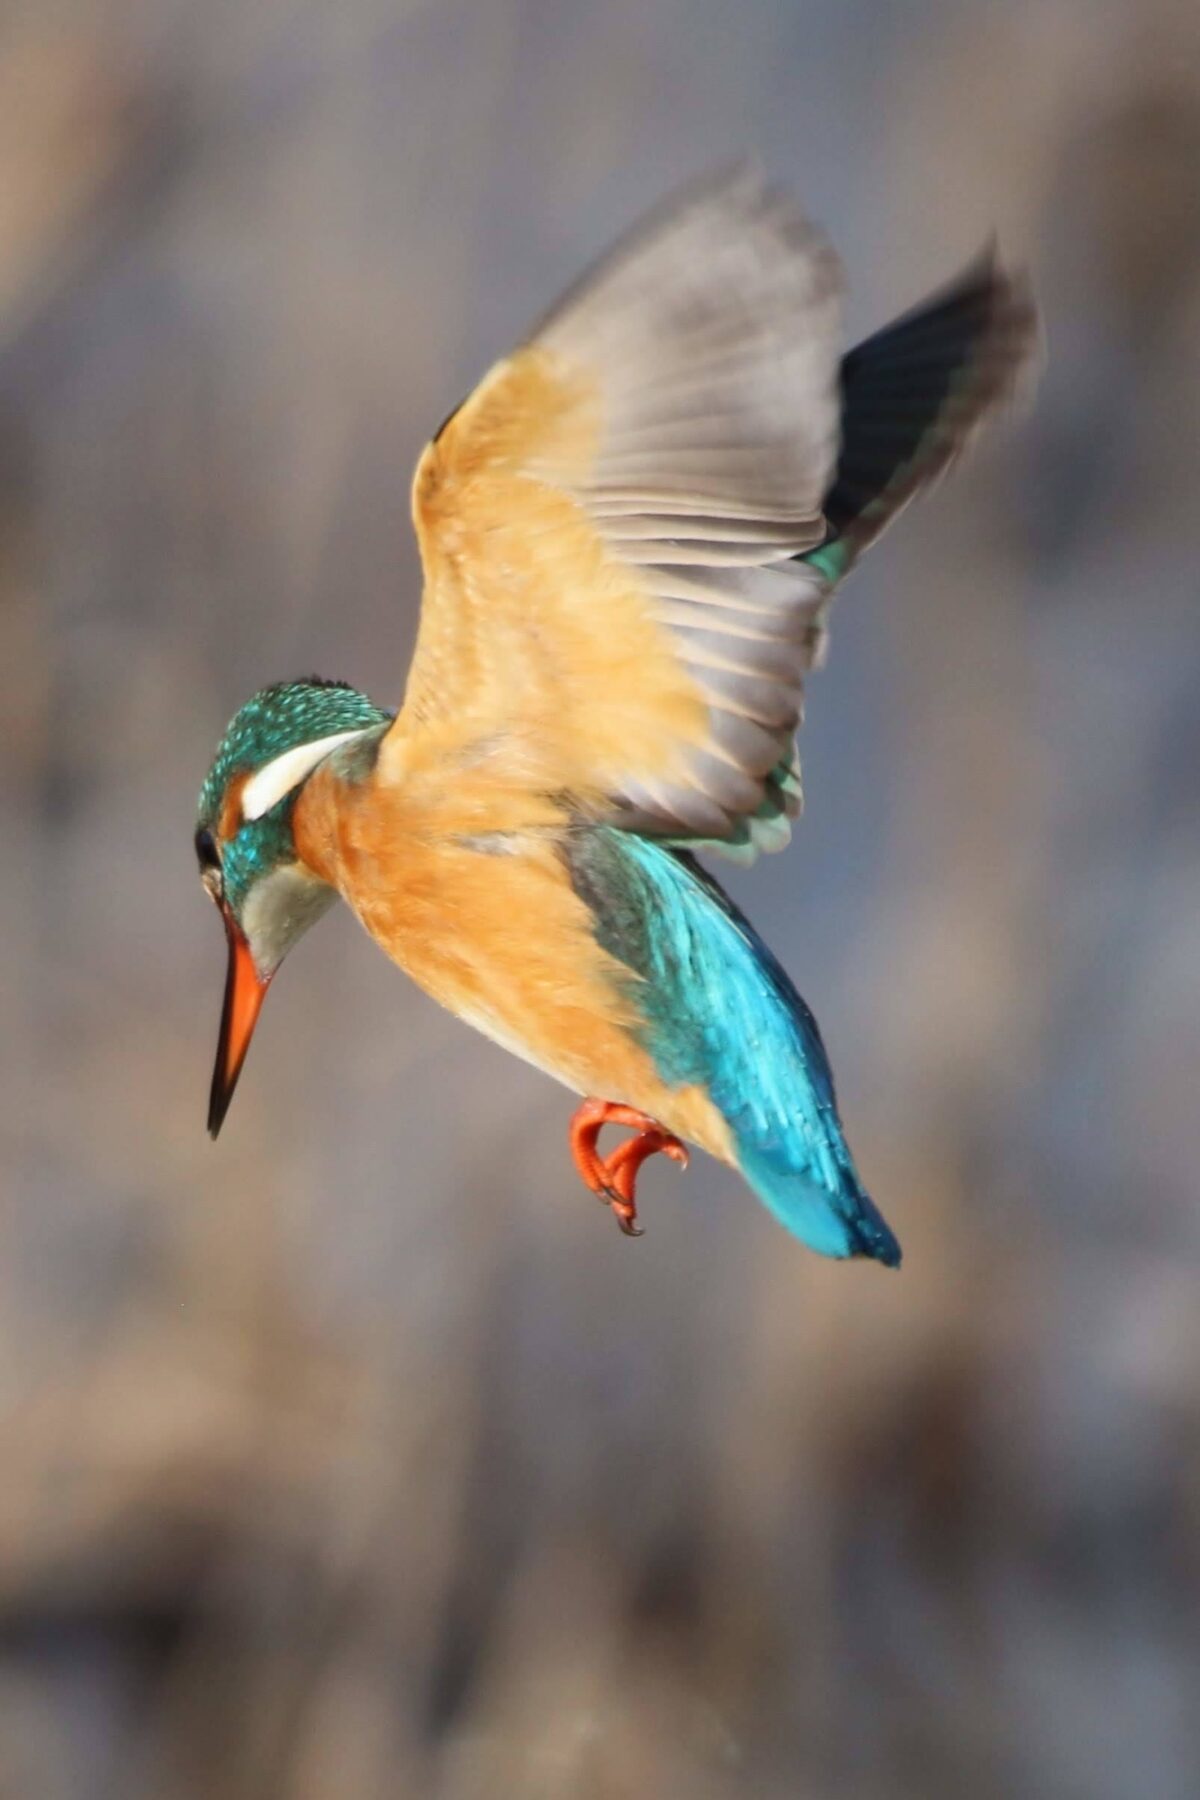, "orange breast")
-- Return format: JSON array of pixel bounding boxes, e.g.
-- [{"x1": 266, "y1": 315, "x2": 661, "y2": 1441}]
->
[{"x1": 292, "y1": 757, "x2": 734, "y2": 1163}]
